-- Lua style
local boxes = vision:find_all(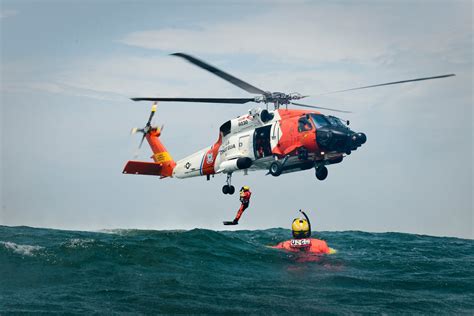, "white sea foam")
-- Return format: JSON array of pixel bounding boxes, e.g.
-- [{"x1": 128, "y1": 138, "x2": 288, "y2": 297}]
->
[
  {"x1": 99, "y1": 229, "x2": 128, "y2": 235},
  {"x1": 63, "y1": 238, "x2": 95, "y2": 248},
  {"x1": 0, "y1": 241, "x2": 44, "y2": 256}
]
